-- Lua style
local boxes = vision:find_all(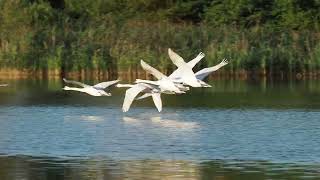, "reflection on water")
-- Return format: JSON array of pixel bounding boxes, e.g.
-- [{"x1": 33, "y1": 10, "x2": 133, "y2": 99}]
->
[
  {"x1": 1, "y1": 79, "x2": 320, "y2": 179},
  {"x1": 1, "y1": 156, "x2": 320, "y2": 180},
  {"x1": 123, "y1": 115, "x2": 199, "y2": 129},
  {"x1": 150, "y1": 116, "x2": 199, "y2": 129},
  {"x1": 65, "y1": 115, "x2": 104, "y2": 122}
]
